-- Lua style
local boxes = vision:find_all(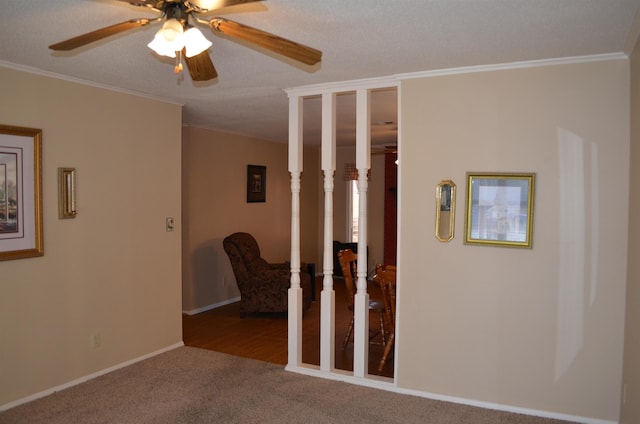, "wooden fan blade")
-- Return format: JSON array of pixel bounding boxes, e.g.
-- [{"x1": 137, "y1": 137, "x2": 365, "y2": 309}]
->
[
  {"x1": 184, "y1": 50, "x2": 218, "y2": 81},
  {"x1": 209, "y1": 18, "x2": 322, "y2": 65},
  {"x1": 49, "y1": 19, "x2": 151, "y2": 51}
]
